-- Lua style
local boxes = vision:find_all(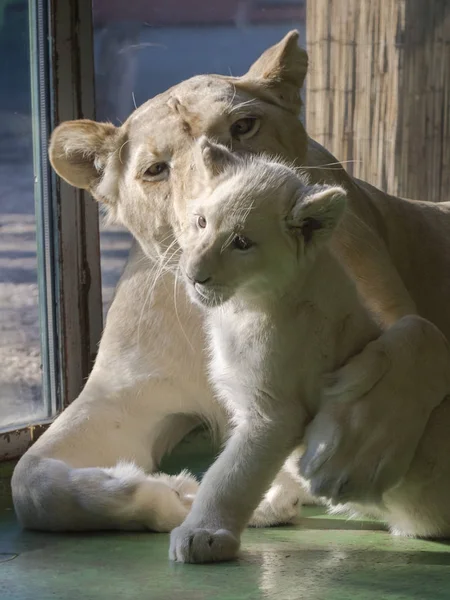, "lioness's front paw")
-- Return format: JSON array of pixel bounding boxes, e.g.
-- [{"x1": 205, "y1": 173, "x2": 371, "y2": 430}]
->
[
  {"x1": 154, "y1": 470, "x2": 198, "y2": 509},
  {"x1": 169, "y1": 525, "x2": 240, "y2": 563},
  {"x1": 140, "y1": 470, "x2": 199, "y2": 532},
  {"x1": 249, "y1": 471, "x2": 311, "y2": 527}
]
